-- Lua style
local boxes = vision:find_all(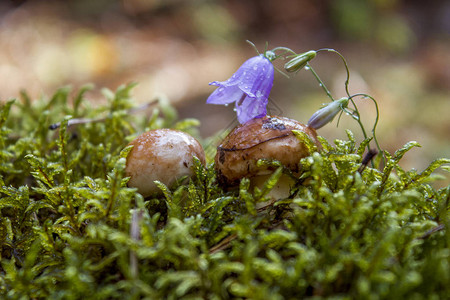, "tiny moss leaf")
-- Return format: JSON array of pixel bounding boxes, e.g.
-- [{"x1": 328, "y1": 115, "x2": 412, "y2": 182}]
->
[{"x1": 0, "y1": 85, "x2": 448, "y2": 299}]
